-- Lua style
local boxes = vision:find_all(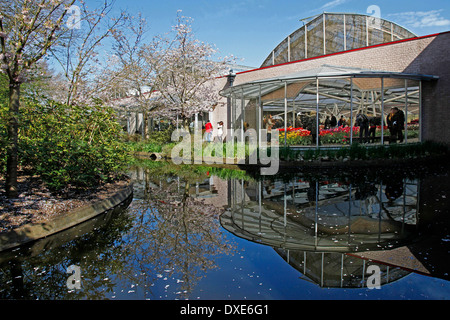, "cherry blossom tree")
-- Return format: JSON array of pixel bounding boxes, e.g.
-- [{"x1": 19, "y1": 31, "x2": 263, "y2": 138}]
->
[
  {"x1": 107, "y1": 11, "x2": 234, "y2": 135},
  {"x1": 48, "y1": 0, "x2": 127, "y2": 106},
  {"x1": 108, "y1": 14, "x2": 160, "y2": 138},
  {"x1": 152, "y1": 11, "x2": 233, "y2": 128}
]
